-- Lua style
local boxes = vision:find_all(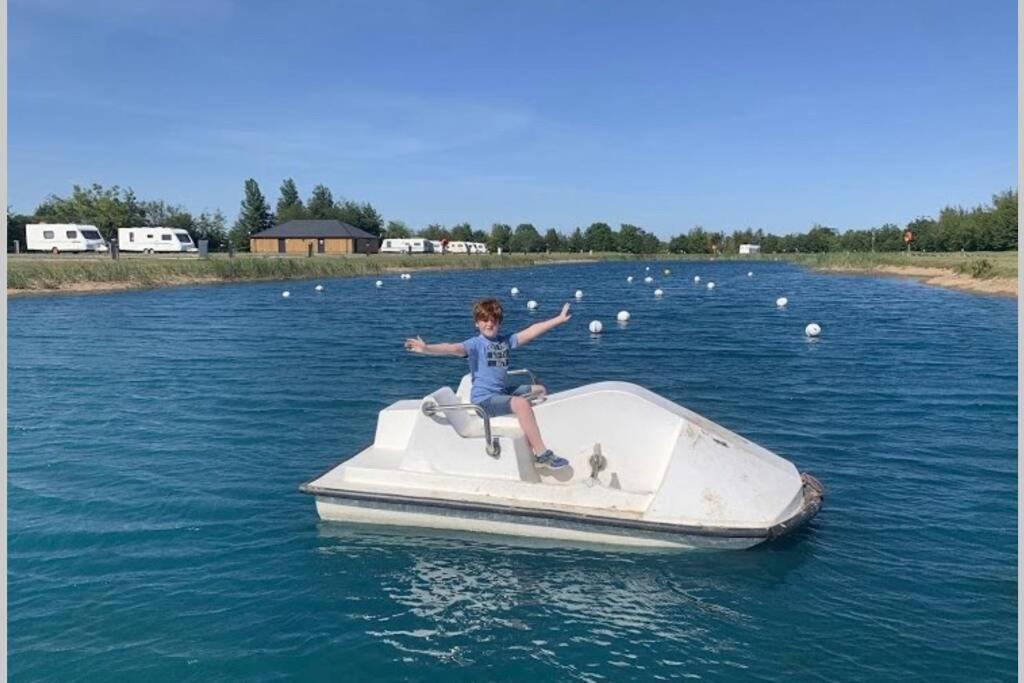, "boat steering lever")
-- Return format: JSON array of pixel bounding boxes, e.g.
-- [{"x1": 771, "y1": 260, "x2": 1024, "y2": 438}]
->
[{"x1": 422, "y1": 401, "x2": 502, "y2": 458}]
